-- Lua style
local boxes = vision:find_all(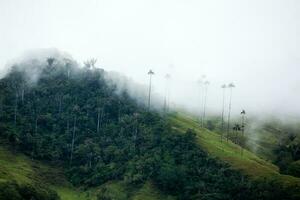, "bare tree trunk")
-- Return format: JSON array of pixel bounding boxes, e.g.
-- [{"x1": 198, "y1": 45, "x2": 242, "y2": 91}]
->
[
  {"x1": 14, "y1": 91, "x2": 18, "y2": 129},
  {"x1": 241, "y1": 114, "x2": 245, "y2": 156},
  {"x1": 118, "y1": 100, "x2": 121, "y2": 123},
  {"x1": 70, "y1": 115, "x2": 77, "y2": 165},
  {"x1": 221, "y1": 88, "x2": 226, "y2": 142},
  {"x1": 97, "y1": 108, "x2": 100, "y2": 134},
  {"x1": 148, "y1": 75, "x2": 152, "y2": 110},
  {"x1": 35, "y1": 116, "x2": 38, "y2": 135},
  {"x1": 201, "y1": 85, "x2": 205, "y2": 127},
  {"x1": 164, "y1": 80, "x2": 168, "y2": 113},
  {"x1": 59, "y1": 96, "x2": 62, "y2": 114},
  {"x1": 226, "y1": 88, "x2": 233, "y2": 142},
  {"x1": 21, "y1": 88, "x2": 24, "y2": 104},
  {"x1": 67, "y1": 118, "x2": 70, "y2": 134},
  {"x1": 202, "y1": 85, "x2": 208, "y2": 128},
  {"x1": 100, "y1": 106, "x2": 104, "y2": 129},
  {"x1": 134, "y1": 115, "x2": 138, "y2": 153},
  {"x1": 198, "y1": 85, "x2": 203, "y2": 123}
]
